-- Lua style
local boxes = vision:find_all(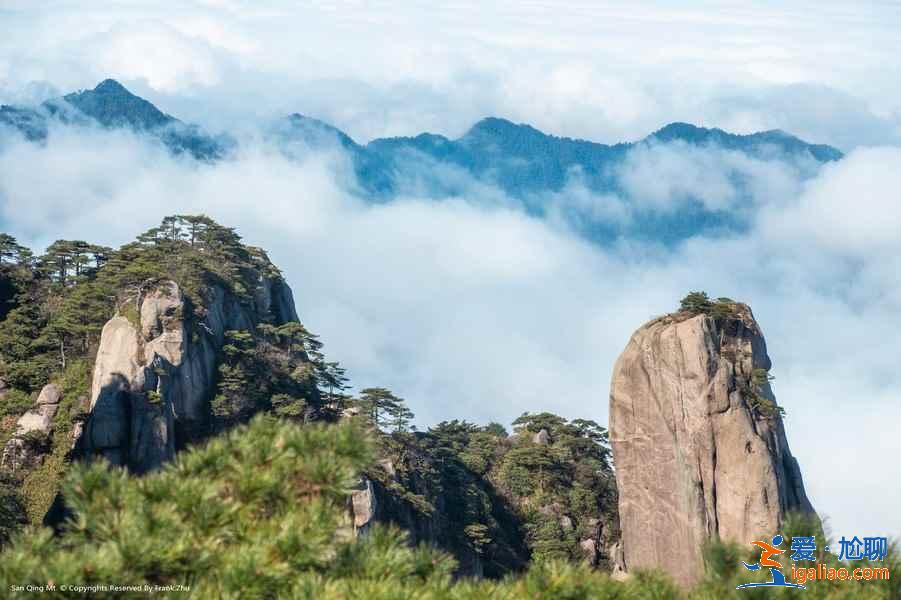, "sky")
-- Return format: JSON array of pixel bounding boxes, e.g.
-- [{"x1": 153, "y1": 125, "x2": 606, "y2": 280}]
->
[{"x1": 1, "y1": 1, "x2": 899, "y2": 542}]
